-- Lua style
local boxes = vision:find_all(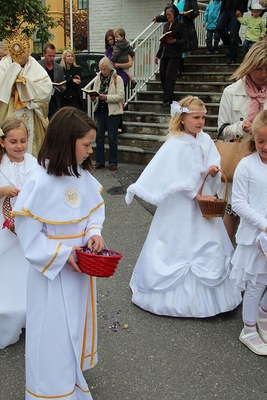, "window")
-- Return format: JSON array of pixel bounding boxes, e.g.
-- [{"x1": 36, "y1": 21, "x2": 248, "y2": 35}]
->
[{"x1": 77, "y1": 0, "x2": 87, "y2": 9}]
